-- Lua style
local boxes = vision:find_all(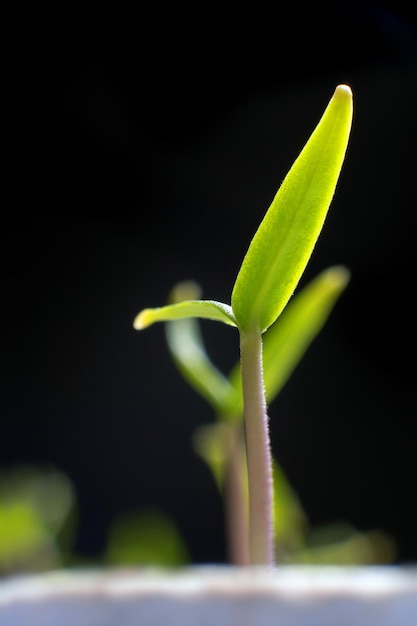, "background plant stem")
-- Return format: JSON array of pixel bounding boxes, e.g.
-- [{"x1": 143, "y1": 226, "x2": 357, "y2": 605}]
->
[
  {"x1": 239, "y1": 330, "x2": 275, "y2": 566},
  {"x1": 224, "y1": 425, "x2": 249, "y2": 566}
]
